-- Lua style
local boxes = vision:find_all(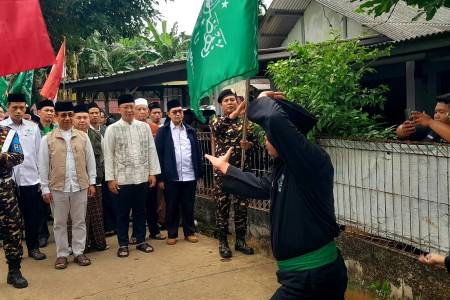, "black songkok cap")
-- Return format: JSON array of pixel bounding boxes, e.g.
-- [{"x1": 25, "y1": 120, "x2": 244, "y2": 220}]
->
[
  {"x1": 118, "y1": 94, "x2": 134, "y2": 106},
  {"x1": 167, "y1": 99, "x2": 182, "y2": 112},
  {"x1": 37, "y1": 100, "x2": 54, "y2": 110},
  {"x1": 74, "y1": 104, "x2": 88, "y2": 114},
  {"x1": 86, "y1": 102, "x2": 99, "y2": 110},
  {"x1": 7, "y1": 93, "x2": 26, "y2": 103},
  {"x1": 55, "y1": 101, "x2": 74, "y2": 113},
  {"x1": 149, "y1": 102, "x2": 161, "y2": 111},
  {"x1": 217, "y1": 89, "x2": 236, "y2": 104}
]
